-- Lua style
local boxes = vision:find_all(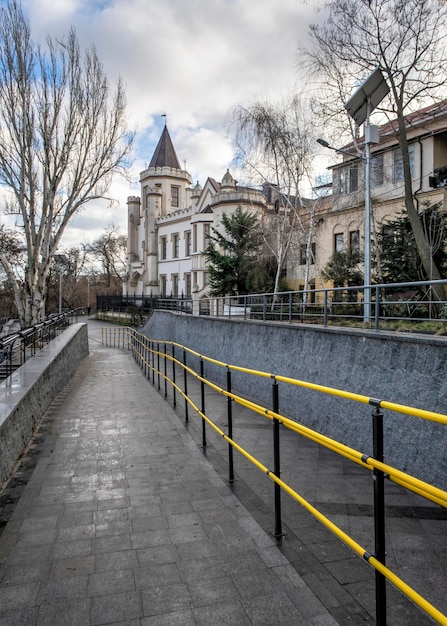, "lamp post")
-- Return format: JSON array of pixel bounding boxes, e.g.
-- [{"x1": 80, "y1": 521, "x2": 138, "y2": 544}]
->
[
  {"x1": 318, "y1": 67, "x2": 389, "y2": 322},
  {"x1": 316, "y1": 138, "x2": 371, "y2": 320}
]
